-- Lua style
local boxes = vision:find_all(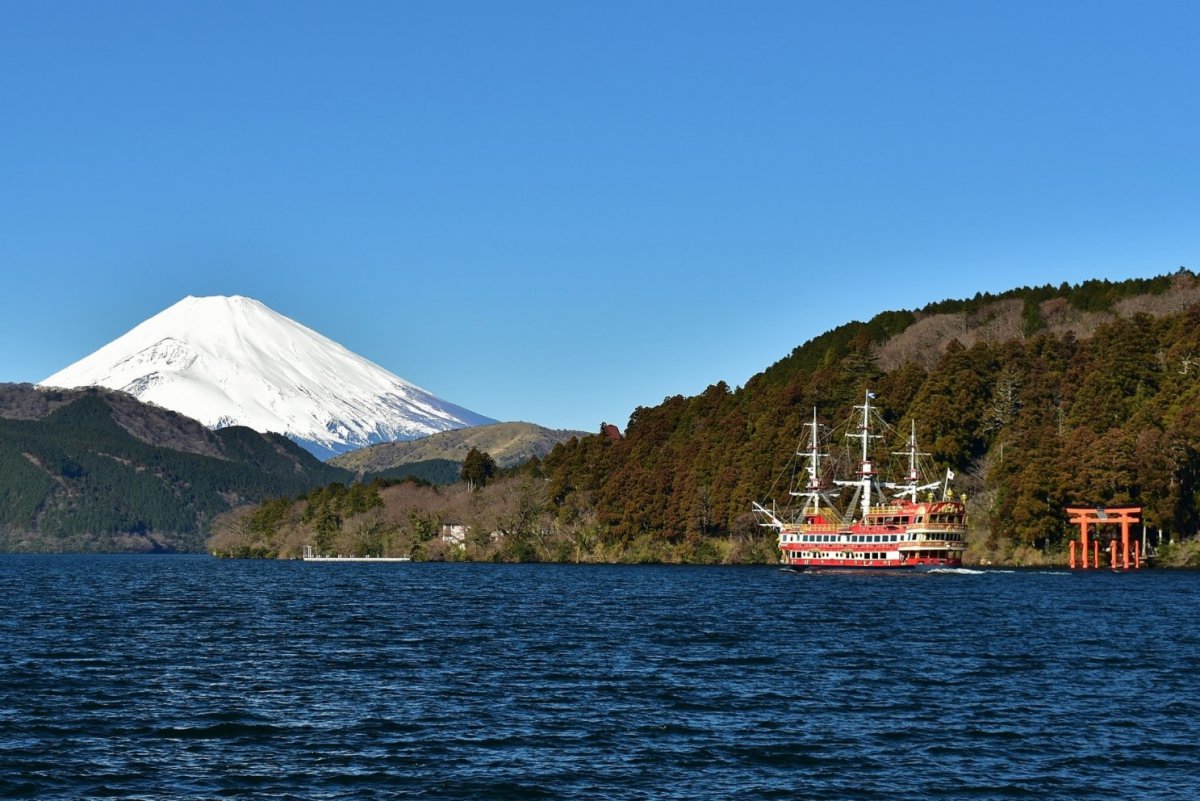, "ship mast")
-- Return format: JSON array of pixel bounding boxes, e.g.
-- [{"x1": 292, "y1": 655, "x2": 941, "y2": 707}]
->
[
  {"x1": 790, "y1": 407, "x2": 835, "y2": 517},
  {"x1": 837, "y1": 389, "x2": 881, "y2": 522},
  {"x1": 887, "y1": 419, "x2": 939, "y2": 502},
  {"x1": 753, "y1": 407, "x2": 840, "y2": 528}
]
